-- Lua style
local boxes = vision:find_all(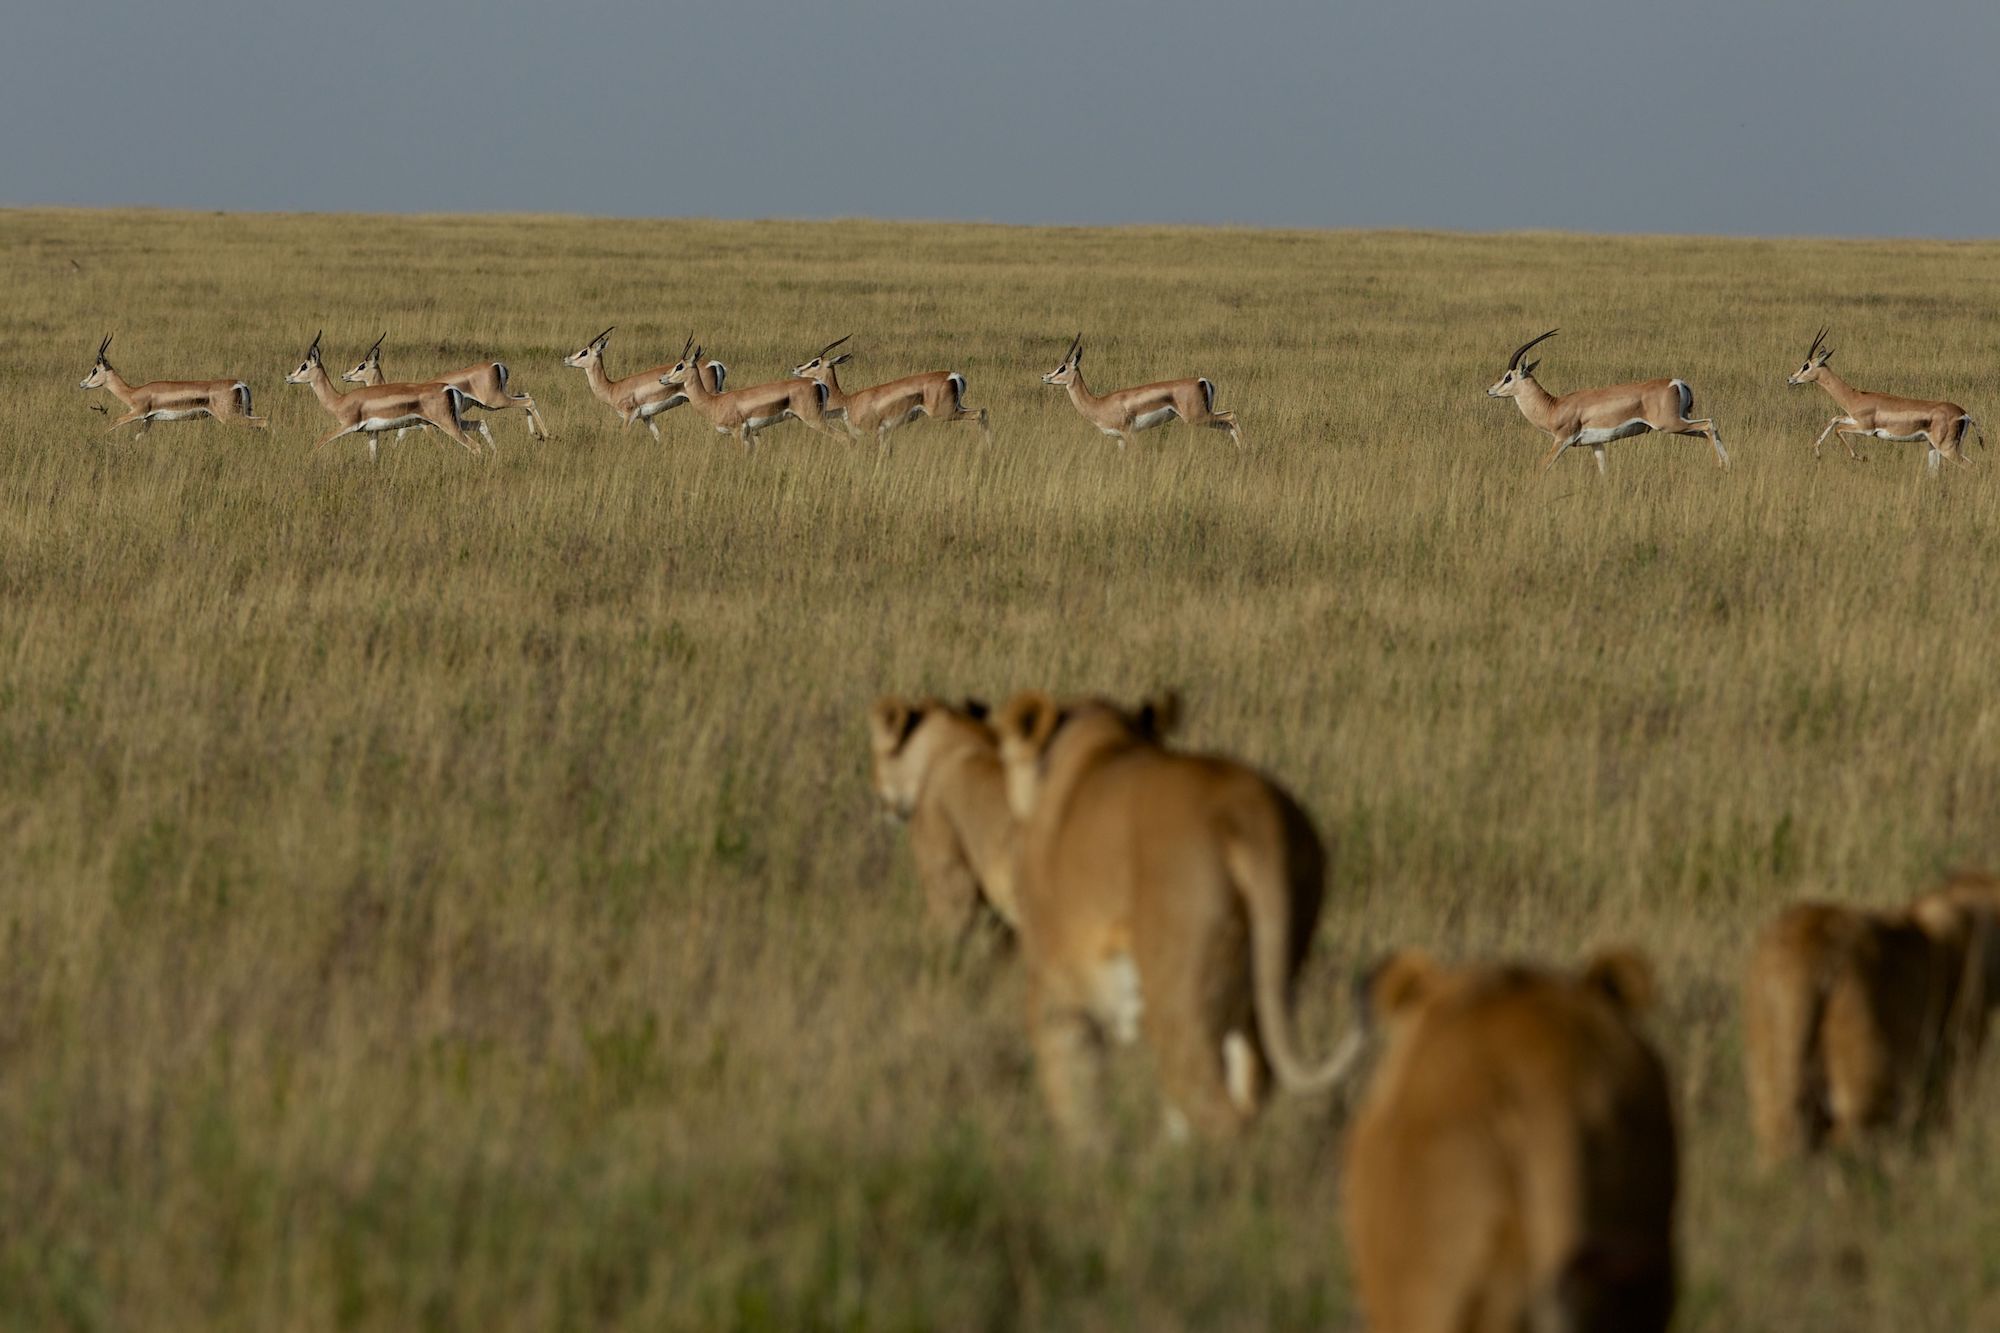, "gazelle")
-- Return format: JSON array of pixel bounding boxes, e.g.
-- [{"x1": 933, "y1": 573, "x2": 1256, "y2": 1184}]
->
[
  {"x1": 1486, "y1": 329, "x2": 1729, "y2": 475},
  {"x1": 1040, "y1": 334, "x2": 1243, "y2": 449},
  {"x1": 341, "y1": 333, "x2": 548, "y2": 446},
  {"x1": 285, "y1": 332, "x2": 487, "y2": 460},
  {"x1": 790, "y1": 335, "x2": 992, "y2": 446},
  {"x1": 78, "y1": 335, "x2": 267, "y2": 436},
  {"x1": 657, "y1": 335, "x2": 842, "y2": 451},
  {"x1": 1787, "y1": 327, "x2": 1984, "y2": 473},
  {"x1": 561, "y1": 327, "x2": 727, "y2": 441}
]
